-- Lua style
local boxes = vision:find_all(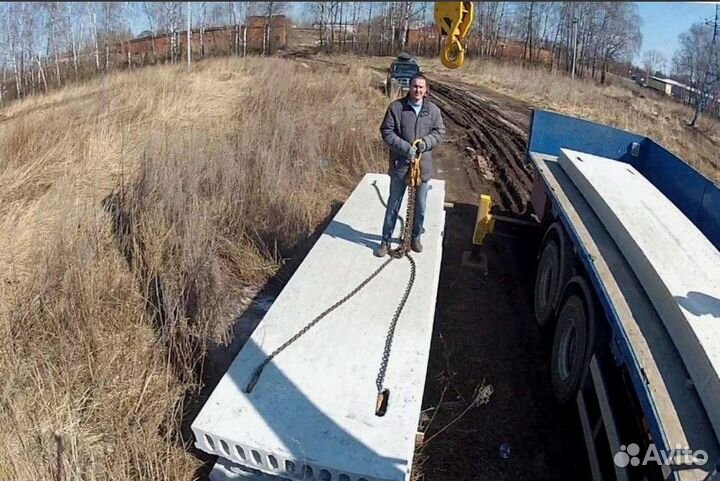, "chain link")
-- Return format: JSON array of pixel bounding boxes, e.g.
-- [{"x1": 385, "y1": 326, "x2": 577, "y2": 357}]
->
[{"x1": 245, "y1": 163, "x2": 421, "y2": 412}]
